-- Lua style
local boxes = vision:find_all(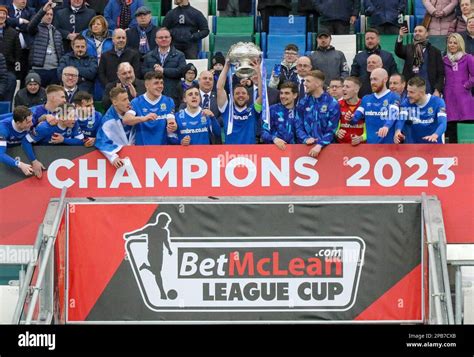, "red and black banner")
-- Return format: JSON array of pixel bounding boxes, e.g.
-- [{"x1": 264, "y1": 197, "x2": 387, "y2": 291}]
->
[
  {"x1": 66, "y1": 201, "x2": 422, "y2": 323},
  {"x1": 1, "y1": 144, "x2": 473, "y2": 245}
]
